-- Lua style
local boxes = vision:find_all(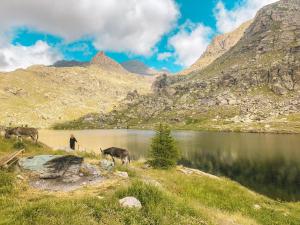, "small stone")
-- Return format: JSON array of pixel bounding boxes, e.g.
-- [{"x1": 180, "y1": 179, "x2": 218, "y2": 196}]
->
[
  {"x1": 254, "y1": 204, "x2": 261, "y2": 210},
  {"x1": 100, "y1": 159, "x2": 114, "y2": 171},
  {"x1": 115, "y1": 171, "x2": 129, "y2": 178},
  {"x1": 16, "y1": 175, "x2": 24, "y2": 180},
  {"x1": 119, "y1": 197, "x2": 142, "y2": 209}
]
